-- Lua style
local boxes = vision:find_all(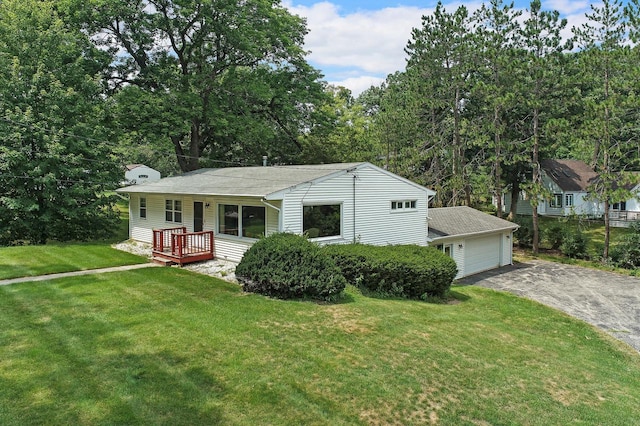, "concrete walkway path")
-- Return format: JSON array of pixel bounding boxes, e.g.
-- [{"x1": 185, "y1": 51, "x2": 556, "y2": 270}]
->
[
  {"x1": 0, "y1": 263, "x2": 158, "y2": 287},
  {"x1": 459, "y1": 260, "x2": 640, "y2": 352}
]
